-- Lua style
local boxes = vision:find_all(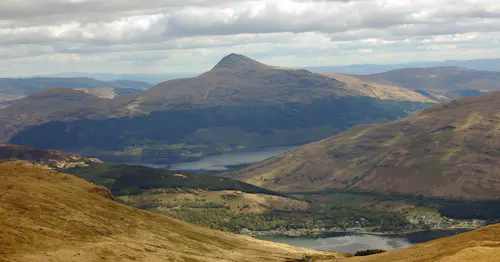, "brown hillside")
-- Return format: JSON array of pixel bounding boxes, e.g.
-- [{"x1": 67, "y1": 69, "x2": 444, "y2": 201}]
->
[
  {"x1": 321, "y1": 73, "x2": 436, "y2": 102},
  {"x1": 0, "y1": 77, "x2": 151, "y2": 103},
  {"x1": 0, "y1": 161, "x2": 346, "y2": 262},
  {"x1": 122, "y1": 54, "x2": 434, "y2": 112},
  {"x1": 0, "y1": 88, "x2": 119, "y2": 142},
  {"x1": 232, "y1": 92, "x2": 500, "y2": 199},
  {"x1": 357, "y1": 66, "x2": 500, "y2": 100},
  {"x1": 120, "y1": 189, "x2": 312, "y2": 215}
]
